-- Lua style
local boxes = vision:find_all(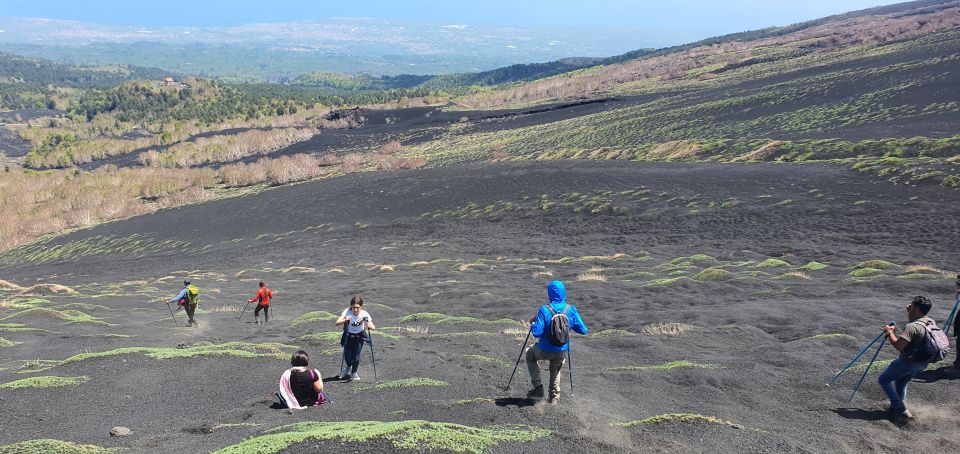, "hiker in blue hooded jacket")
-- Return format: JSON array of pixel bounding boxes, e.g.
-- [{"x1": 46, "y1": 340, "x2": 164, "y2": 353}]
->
[
  {"x1": 167, "y1": 280, "x2": 199, "y2": 327},
  {"x1": 525, "y1": 280, "x2": 587, "y2": 403}
]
